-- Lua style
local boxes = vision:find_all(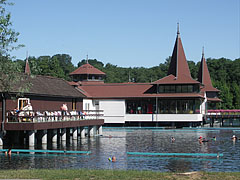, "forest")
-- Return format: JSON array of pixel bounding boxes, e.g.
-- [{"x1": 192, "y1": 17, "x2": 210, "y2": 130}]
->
[
  {"x1": 1, "y1": 0, "x2": 239, "y2": 111},
  {"x1": 13, "y1": 54, "x2": 240, "y2": 110}
]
